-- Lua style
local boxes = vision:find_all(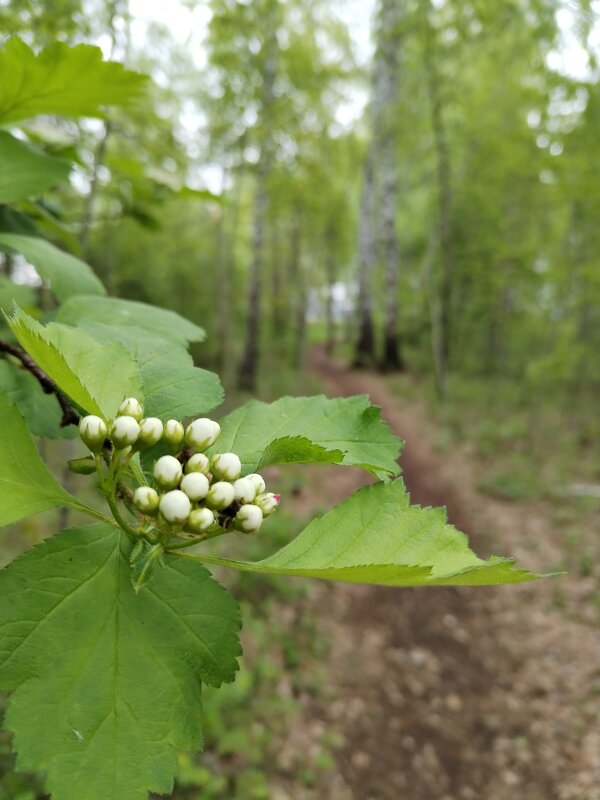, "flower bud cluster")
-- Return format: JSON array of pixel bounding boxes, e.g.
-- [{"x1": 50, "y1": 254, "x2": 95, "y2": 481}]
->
[{"x1": 77, "y1": 398, "x2": 281, "y2": 538}]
